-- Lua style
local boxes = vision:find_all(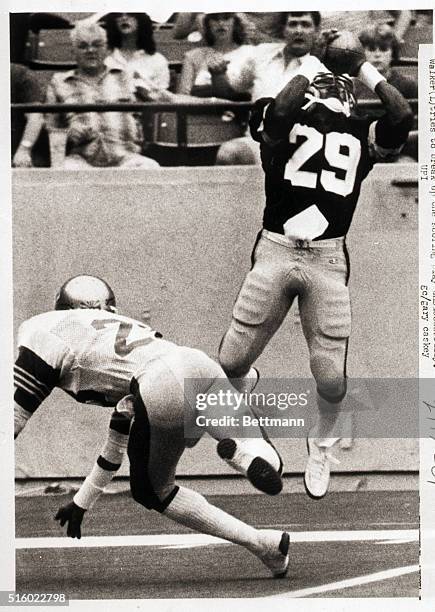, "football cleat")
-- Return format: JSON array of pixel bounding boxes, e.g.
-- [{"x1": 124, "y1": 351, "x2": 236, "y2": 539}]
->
[
  {"x1": 55, "y1": 275, "x2": 117, "y2": 312},
  {"x1": 255, "y1": 530, "x2": 290, "y2": 578},
  {"x1": 217, "y1": 438, "x2": 282, "y2": 495},
  {"x1": 304, "y1": 437, "x2": 340, "y2": 499}
]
